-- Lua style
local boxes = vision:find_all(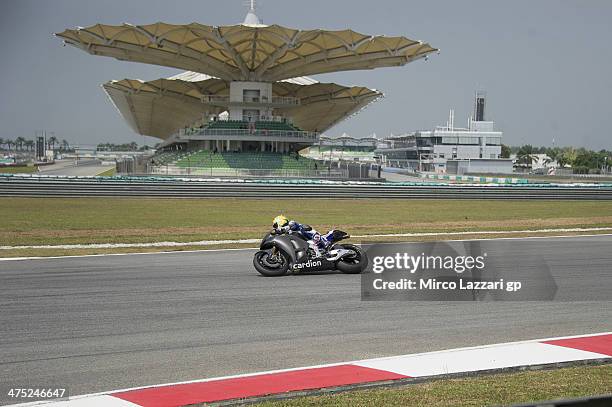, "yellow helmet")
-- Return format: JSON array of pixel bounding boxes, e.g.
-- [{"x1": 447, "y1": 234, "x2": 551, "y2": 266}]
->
[{"x1": 273, "y1": 215, "x2": 289, "y2": 229}]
